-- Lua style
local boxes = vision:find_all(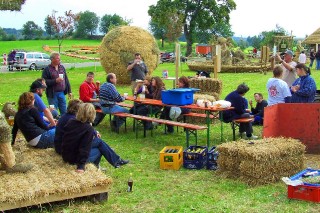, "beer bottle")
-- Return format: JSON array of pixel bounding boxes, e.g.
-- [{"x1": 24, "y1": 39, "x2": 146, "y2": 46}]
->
[{"x1": 127, "y1": 173, "x2": 133, "y2": 192}]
